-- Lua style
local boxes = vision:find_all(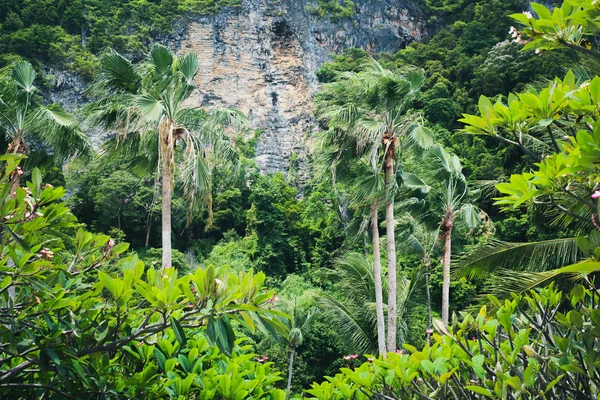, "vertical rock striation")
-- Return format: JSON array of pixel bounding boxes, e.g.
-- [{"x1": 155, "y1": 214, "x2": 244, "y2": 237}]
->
[
  {"x1": 51, "y1": 0, "x2": 427, "y2": 178},
  {"x1": 173, "y1": 0, "x2": 426, "y2": 180}
]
